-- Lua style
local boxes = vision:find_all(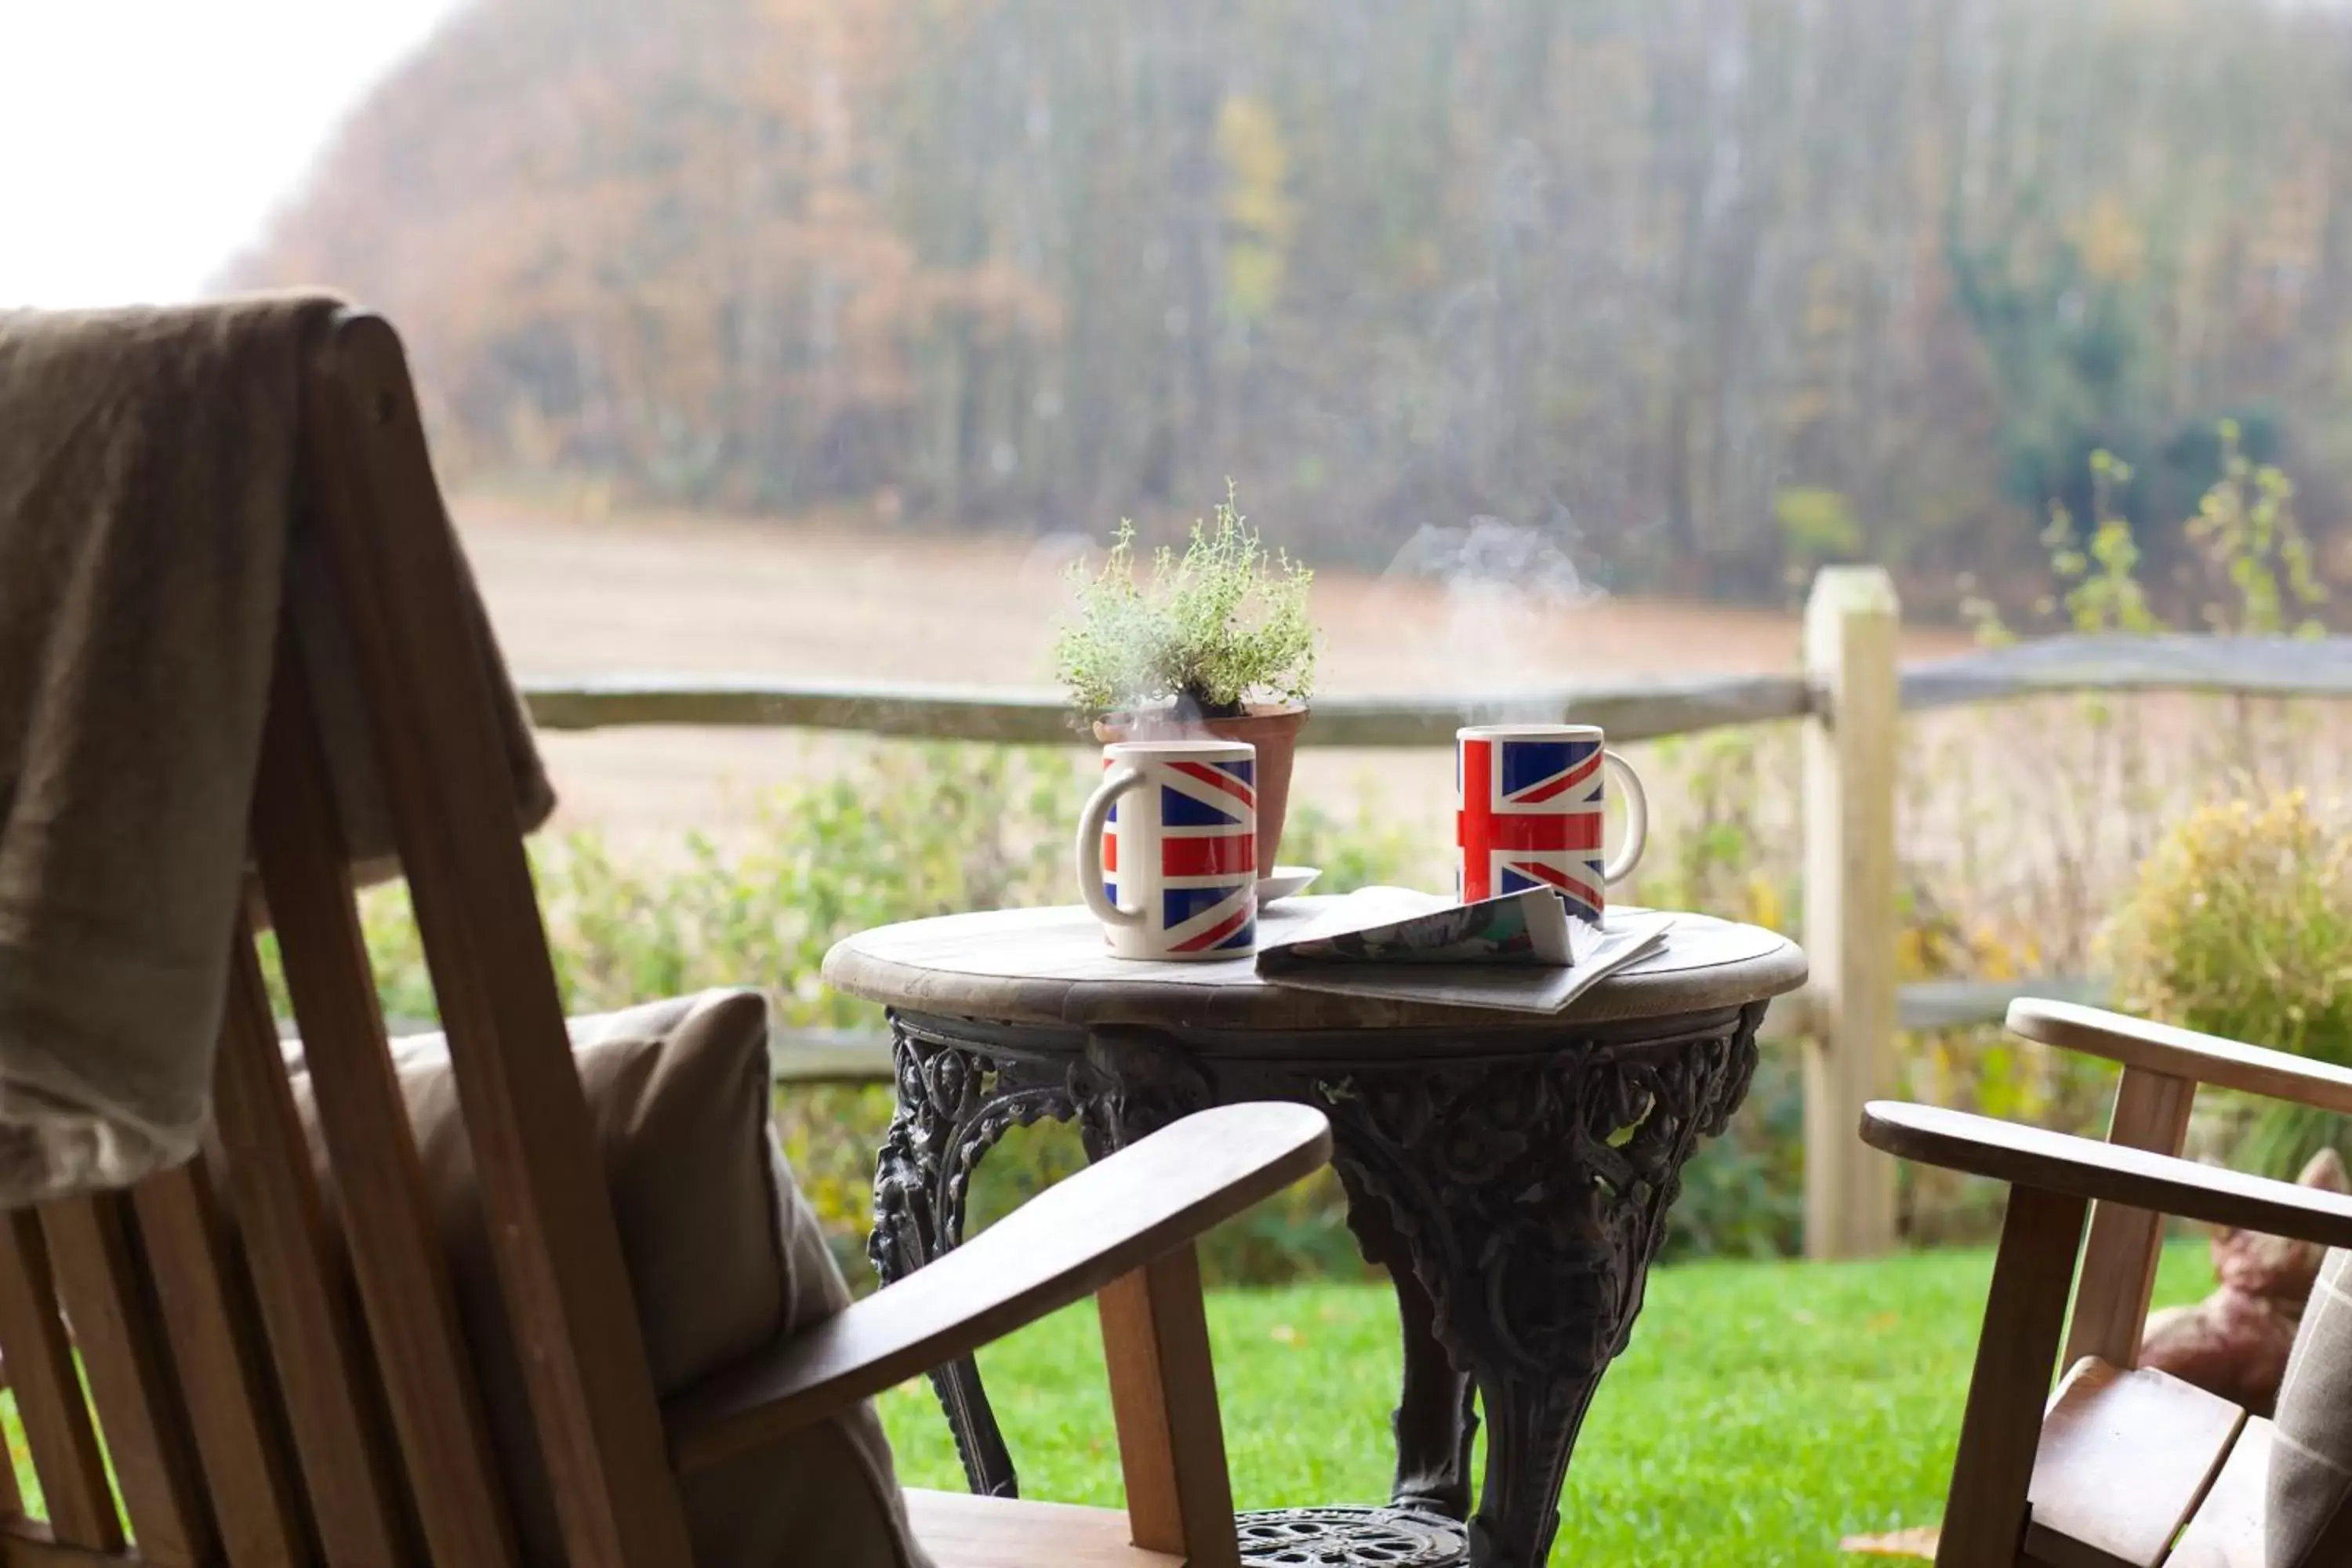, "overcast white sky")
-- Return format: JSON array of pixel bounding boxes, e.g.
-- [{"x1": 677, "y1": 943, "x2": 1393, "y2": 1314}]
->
[{"x1": 0, "y1": 0, "x2": 462, "y2": 307}]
